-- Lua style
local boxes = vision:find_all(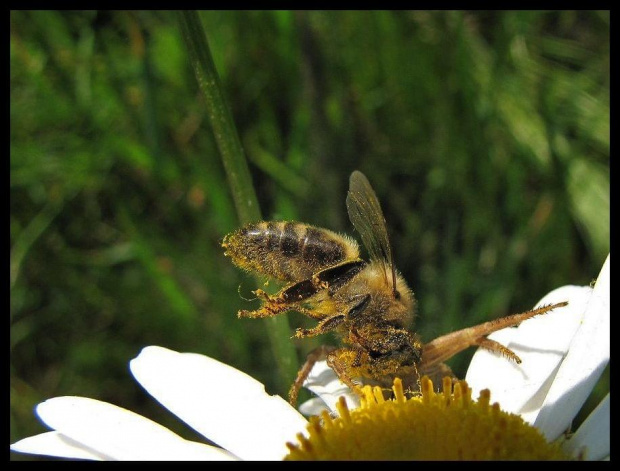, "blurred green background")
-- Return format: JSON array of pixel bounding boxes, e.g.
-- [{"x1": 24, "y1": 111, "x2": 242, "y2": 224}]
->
[{"x1": 11, "y1": 10, "x2": 609, "y2": 455}]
